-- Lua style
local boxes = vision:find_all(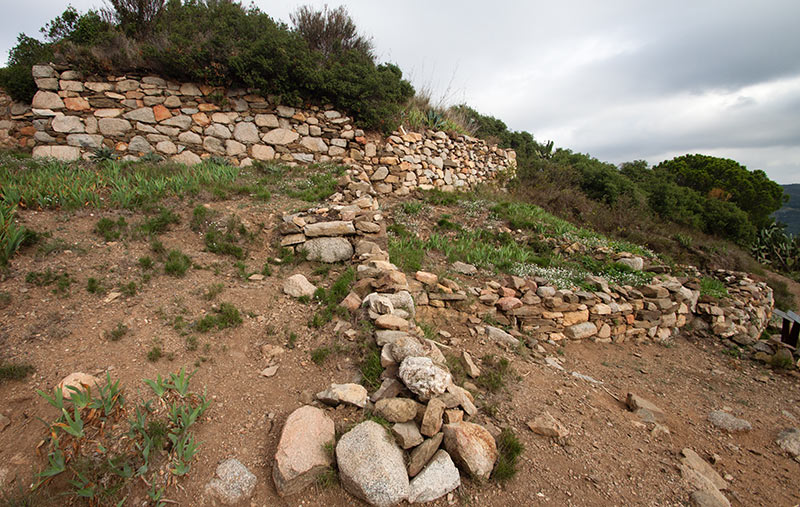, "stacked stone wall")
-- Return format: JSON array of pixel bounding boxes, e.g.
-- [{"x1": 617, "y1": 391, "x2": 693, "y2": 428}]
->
[
  {"x1": 16, "y1": 64, "x2": 514, "y2": 194},
  {"x1": 0, "y1": 90, "x2": 35, "y2": 150}
]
